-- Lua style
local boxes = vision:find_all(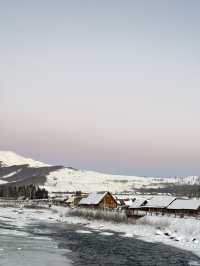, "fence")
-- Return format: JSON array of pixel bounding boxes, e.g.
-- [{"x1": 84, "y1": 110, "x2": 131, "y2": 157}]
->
[{"x1": 0, "y1": 199, "x2": 51, "y2": 208}]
